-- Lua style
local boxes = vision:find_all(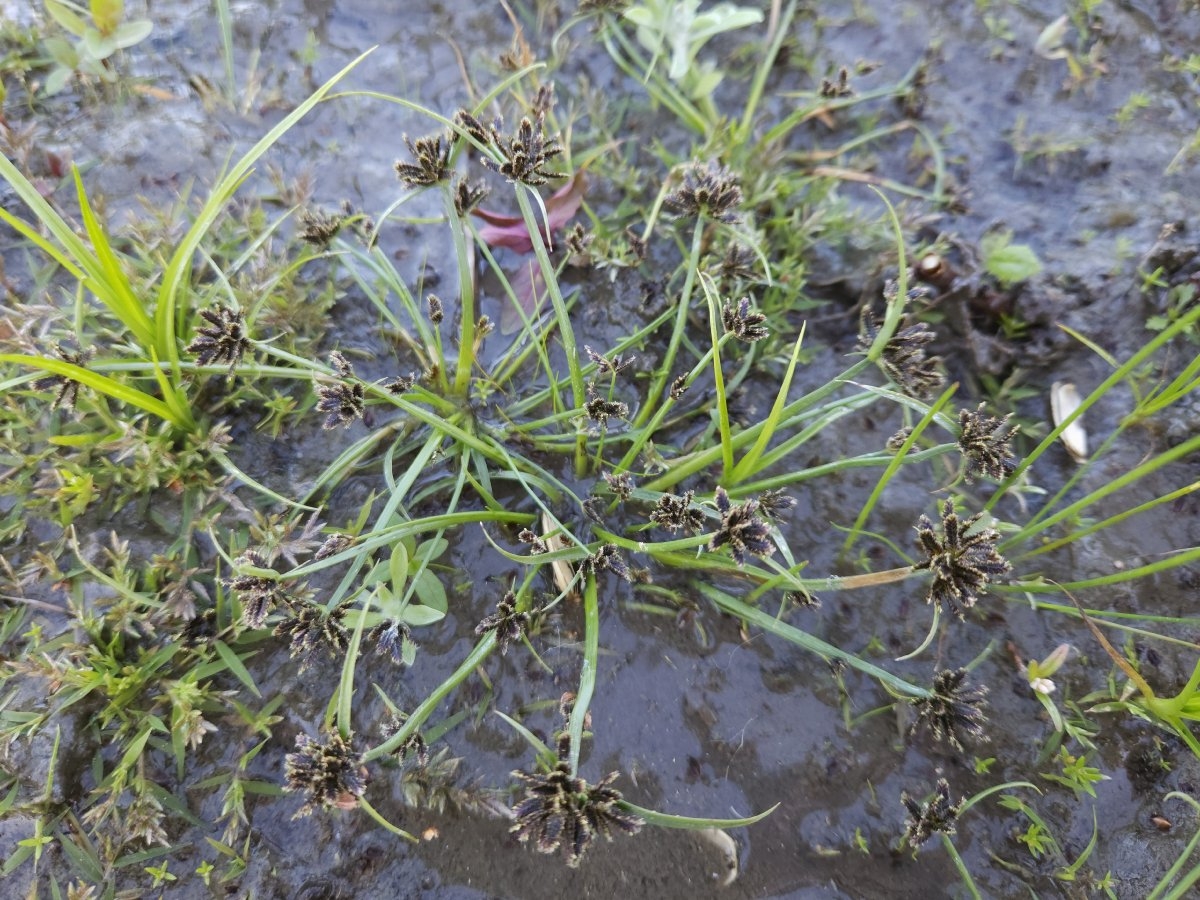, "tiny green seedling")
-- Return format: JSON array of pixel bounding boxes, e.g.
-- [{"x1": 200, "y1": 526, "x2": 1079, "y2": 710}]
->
[{"x1": 41, "y1": 0, "x2": 152, "y2": 93}]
